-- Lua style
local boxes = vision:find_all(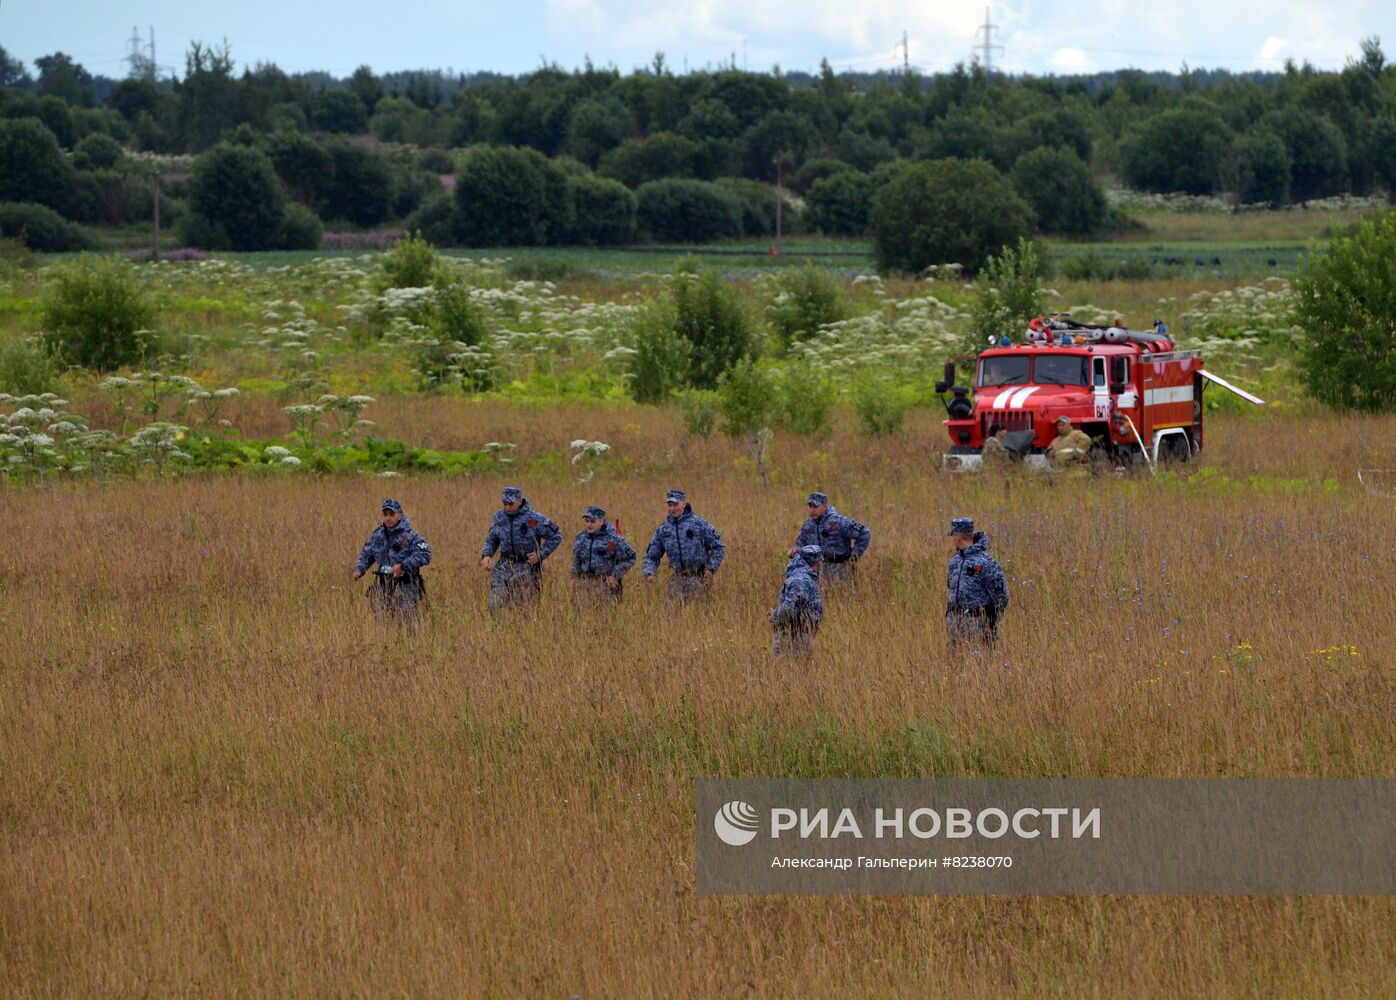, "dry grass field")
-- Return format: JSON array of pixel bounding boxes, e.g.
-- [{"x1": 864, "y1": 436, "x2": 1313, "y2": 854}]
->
[{"x1": 2, "y1": 404, "x2": 1394, "y2": 997}]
